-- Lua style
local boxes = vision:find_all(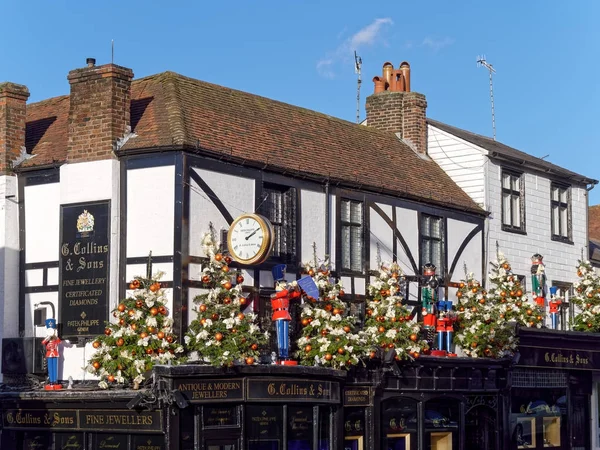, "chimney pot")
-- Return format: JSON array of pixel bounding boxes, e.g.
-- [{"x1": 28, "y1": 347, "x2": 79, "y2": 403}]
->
[{"x1": 86, "y1": 58, "x2": 96, "y2": 67}]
